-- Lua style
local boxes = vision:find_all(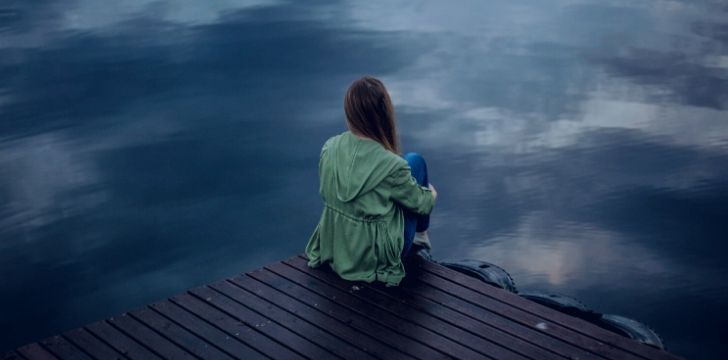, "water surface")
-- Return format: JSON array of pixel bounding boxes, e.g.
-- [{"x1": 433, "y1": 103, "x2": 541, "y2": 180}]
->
[{"x1": 1, "y1": 1, "x2": 727, "y2": 358}]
